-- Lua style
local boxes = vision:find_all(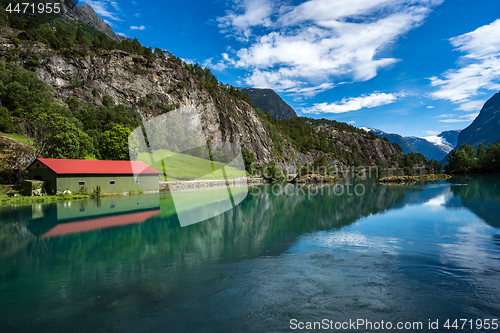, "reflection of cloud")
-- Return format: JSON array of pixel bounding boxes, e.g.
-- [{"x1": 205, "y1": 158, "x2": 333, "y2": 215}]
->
[
  {"x1": 439, "y1": 218, "x2": 498, "y2": 273},
  {"x1": 423, "y1": 192, "x2": 452, "y2": 211},
  {"x1": 305, "y1": 231, "x2": 401, "y2": 255}
]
